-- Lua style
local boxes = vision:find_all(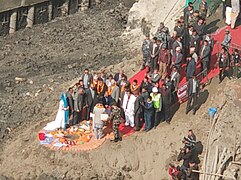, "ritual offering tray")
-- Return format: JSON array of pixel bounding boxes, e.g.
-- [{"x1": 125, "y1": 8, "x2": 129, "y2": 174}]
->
[{"x1": 38, "y1": 120, "x2": 106, "y2": 152}]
